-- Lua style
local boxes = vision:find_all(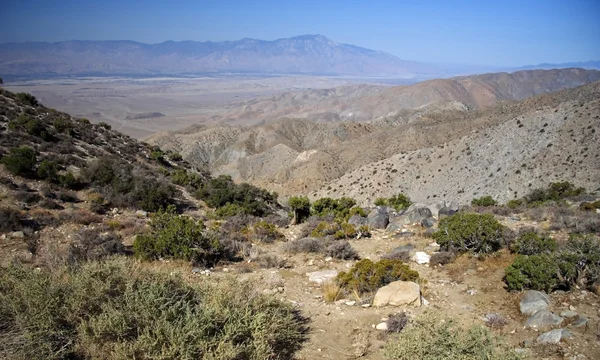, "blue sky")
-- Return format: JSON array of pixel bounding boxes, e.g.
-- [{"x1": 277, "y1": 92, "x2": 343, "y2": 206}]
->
[{"x1": 1, "y1": 0, "x2": 599, "y2": 66}]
